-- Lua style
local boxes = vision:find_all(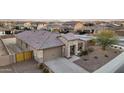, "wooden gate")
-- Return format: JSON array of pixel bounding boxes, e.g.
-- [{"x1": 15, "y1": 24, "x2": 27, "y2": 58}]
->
[
  {"x1": 24, "y1": 51, "x2": 32, "y2": 60},
  {"x1": 16, "y1": 51, "x2": 33, "y2": 62}
]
